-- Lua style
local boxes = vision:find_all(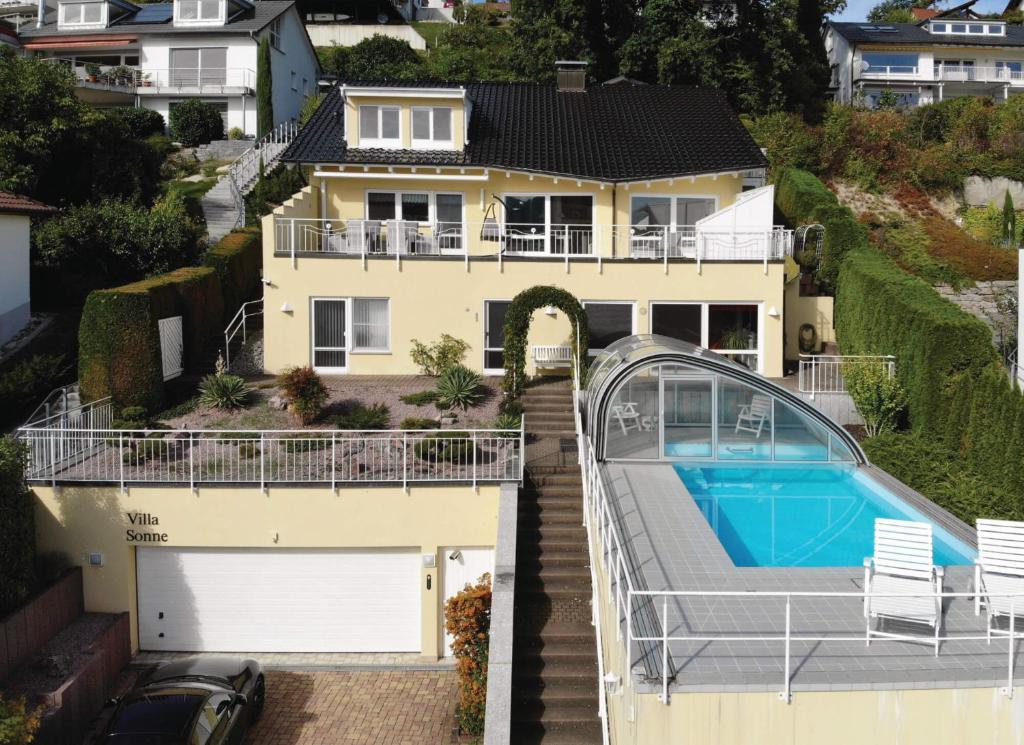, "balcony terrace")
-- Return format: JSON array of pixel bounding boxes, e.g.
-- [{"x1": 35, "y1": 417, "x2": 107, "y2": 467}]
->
[{"x1": 52, "y1": 59, "x2": 256, "y2": 94}]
